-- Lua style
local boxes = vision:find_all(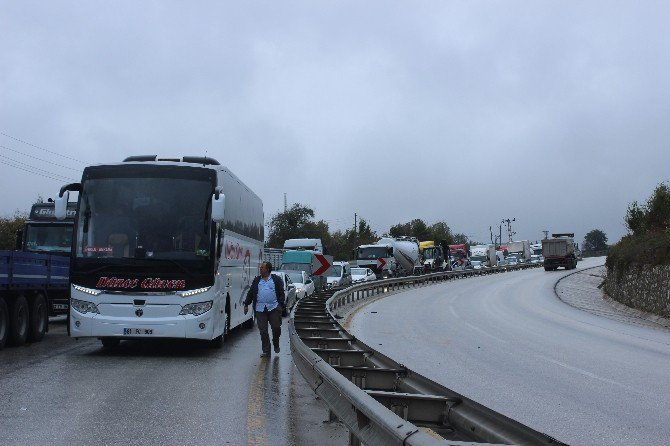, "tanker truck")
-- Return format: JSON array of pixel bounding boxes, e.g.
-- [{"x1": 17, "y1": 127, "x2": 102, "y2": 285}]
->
[{"x1": 354, "y1": 236, "x2": 424, "y2": 278}]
